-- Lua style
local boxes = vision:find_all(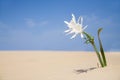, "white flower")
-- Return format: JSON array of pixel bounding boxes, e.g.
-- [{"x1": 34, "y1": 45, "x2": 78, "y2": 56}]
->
[{"x1": 64, "y1": 14, "x2": 87, "y2": 39}]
